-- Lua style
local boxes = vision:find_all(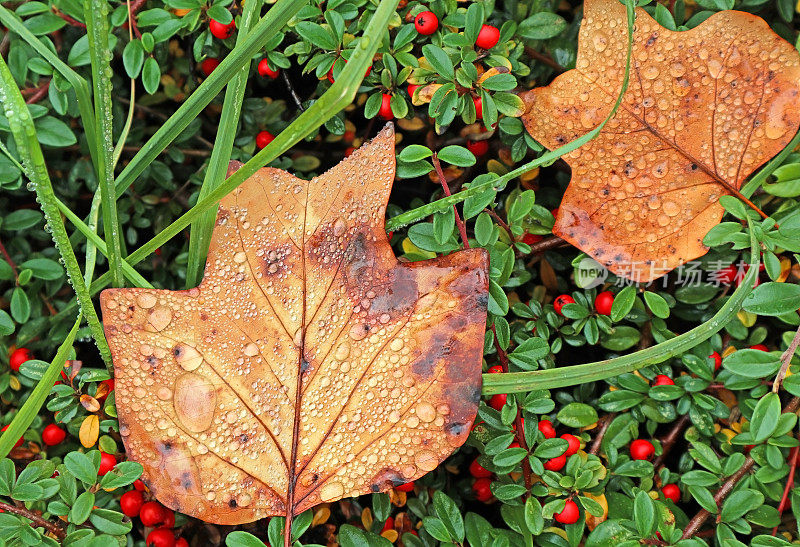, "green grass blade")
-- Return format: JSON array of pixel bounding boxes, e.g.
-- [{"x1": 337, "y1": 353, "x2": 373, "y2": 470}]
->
[
  {"x1": 0, "y1": 318, "x2": 80, "y2": 458},
  {"x1": 185, "y1": 0, "x2": 265, "y2": 288},
  {"x1": 54, "y1": 198, "x2": 153, "y2": 288},
  {"x1": 482, "y1": 227, "x2": 760, "y2": 395},
  {"x1": 0, "y1": 54, "x2": 112, "y2": 368},
  {"x1": 113, "y1": 0, "x2": 309, "y2": 199},
  {"x1": 84, "y1": 0, "x2": 124, "y2": 288},
  {"x1": 0, "y1": 5, "x2": 97, "y2": 162}
]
